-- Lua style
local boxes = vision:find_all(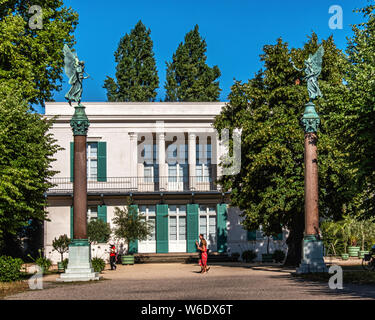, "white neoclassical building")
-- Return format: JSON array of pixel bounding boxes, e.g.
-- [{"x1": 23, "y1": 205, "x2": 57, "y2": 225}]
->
[{"x1": 44, "y1": 102, "x2": 286, "y2": 263}]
